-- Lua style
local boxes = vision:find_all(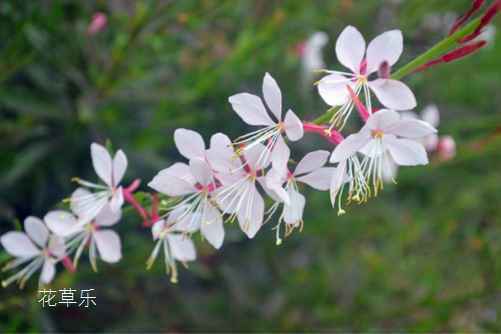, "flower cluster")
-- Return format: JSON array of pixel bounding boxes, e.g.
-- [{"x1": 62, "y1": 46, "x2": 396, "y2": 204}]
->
[{"x1": 1, "y1": 0, "x2": 498, "y2": 287}]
